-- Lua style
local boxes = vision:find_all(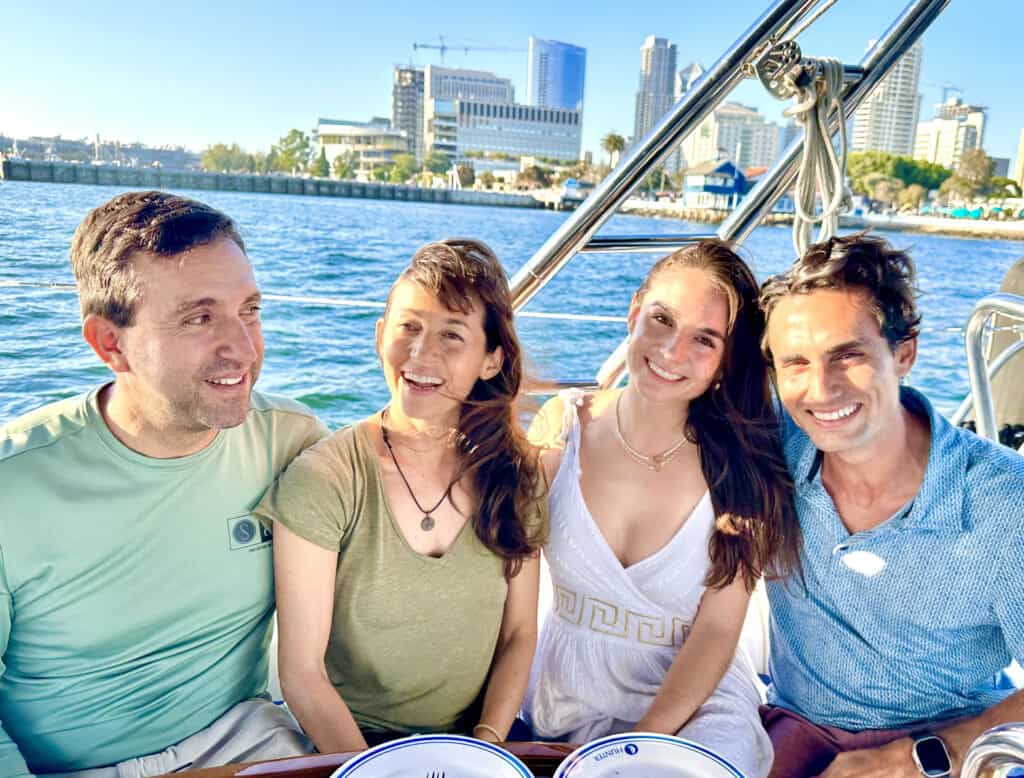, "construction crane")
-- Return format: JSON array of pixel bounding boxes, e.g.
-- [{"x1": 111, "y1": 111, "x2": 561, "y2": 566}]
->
[
  {"x1": 927, "y1": 81, "x2": 963, "y2": 103},
  {"x1": 412, "y1": 36, "x2": 525, "y2": 64}
]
